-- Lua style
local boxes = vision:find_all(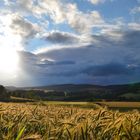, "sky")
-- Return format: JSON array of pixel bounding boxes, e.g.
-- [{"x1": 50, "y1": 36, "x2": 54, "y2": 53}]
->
[{"x1": 0, "y1": 0, "x2": 140, "y2": 86}]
